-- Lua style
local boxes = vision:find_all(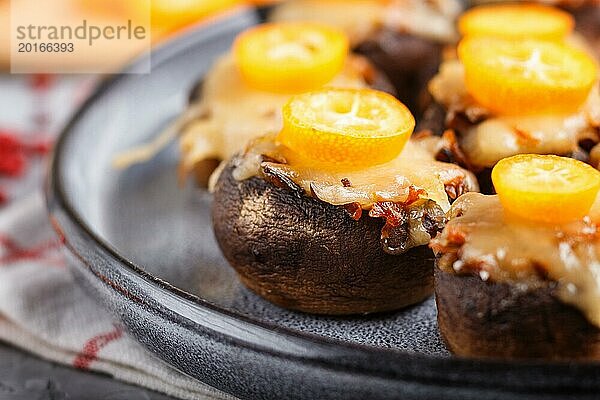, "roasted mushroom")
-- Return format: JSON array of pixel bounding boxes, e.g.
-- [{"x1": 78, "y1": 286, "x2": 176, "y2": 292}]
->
[
  {"x1": 212, "y1": 88, "x2": 478, "y2": 314},
  {"x1": 424, "y1": 5, "x2": 600, "y2": 192},
  {"x1": 213, "y1": 160, "x2": 437, "y2": 314},
  {"x1": 431, "y1": 155, "x2": 600, "y2": 359}
]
